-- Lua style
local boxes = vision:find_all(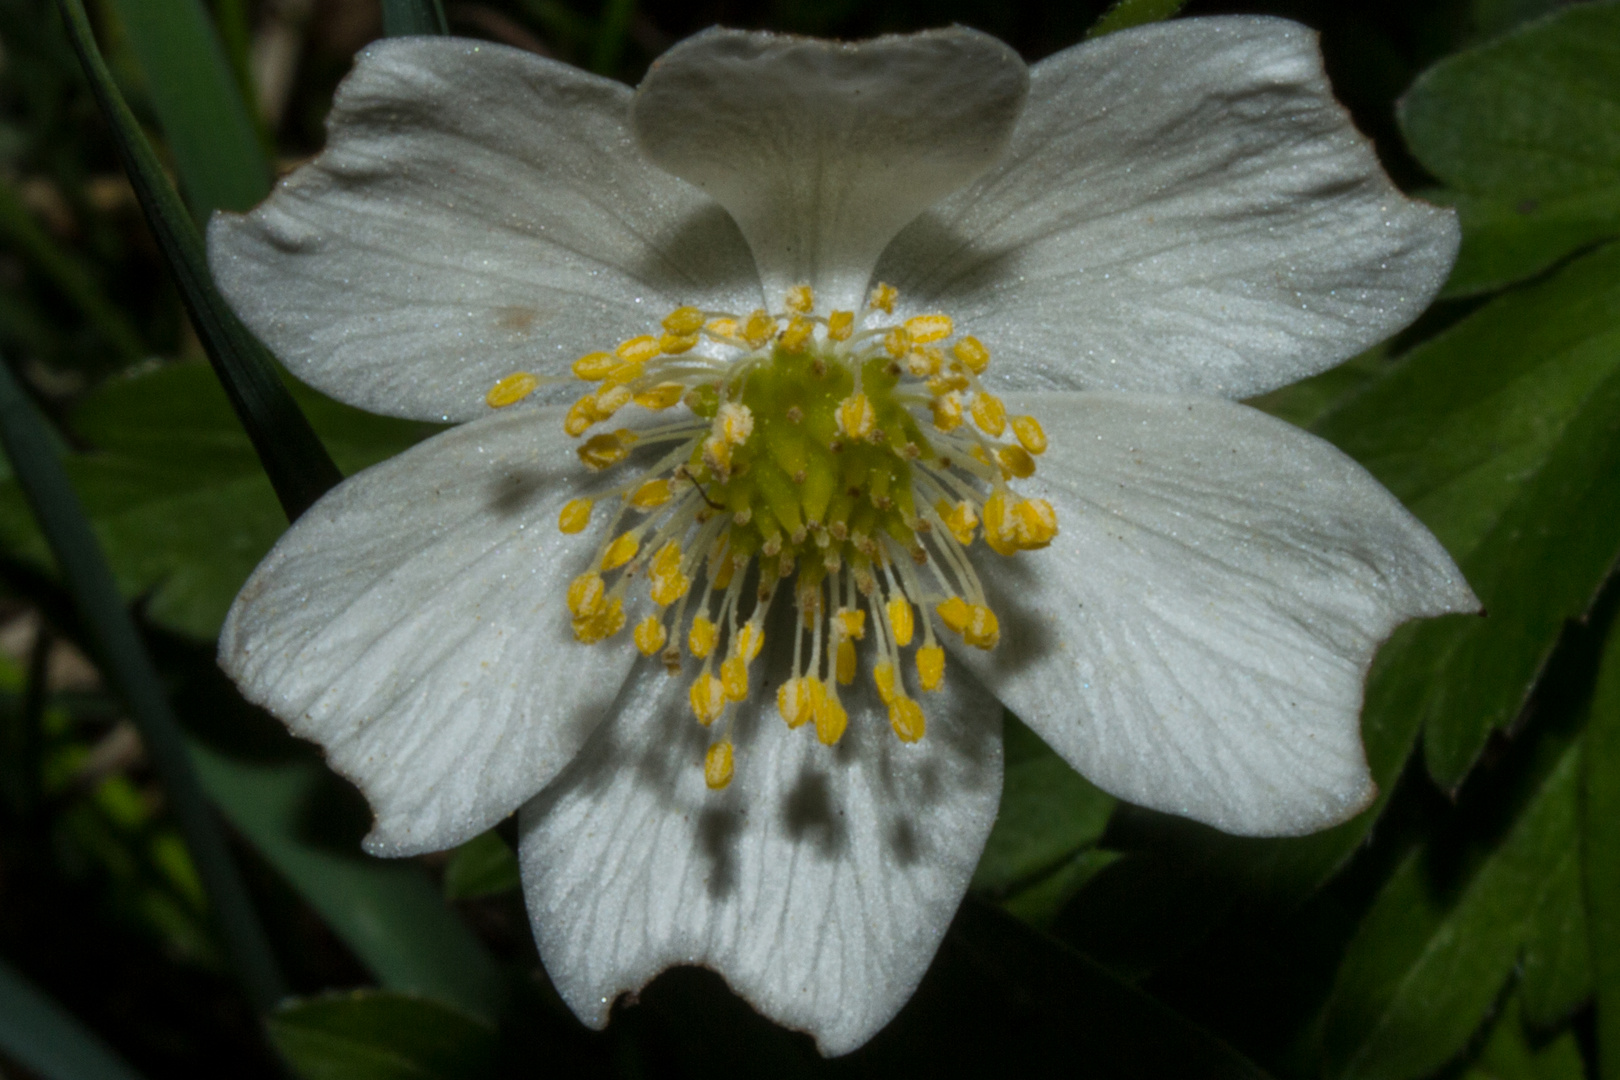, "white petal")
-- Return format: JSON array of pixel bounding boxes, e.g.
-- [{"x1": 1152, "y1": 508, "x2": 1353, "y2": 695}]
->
[
  {"x1": 875, "y1": 17, "x2": 1458, "y2": 400},
  {"x1": 220, "y1": 406, "x2": 639, "y2": 855},
  {"x1": 632, "y1": 28, "x2": 1027, "y2": 311},
  {"x1": 519, "y1": 638, "x2": 1002, "y2": 1055},
  {"x1": 963, "y1": 392, "x2": 1477, "y2": 836},
  {"x1": 209, "y1": 37, "x2": 759, "y2": 424}
]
